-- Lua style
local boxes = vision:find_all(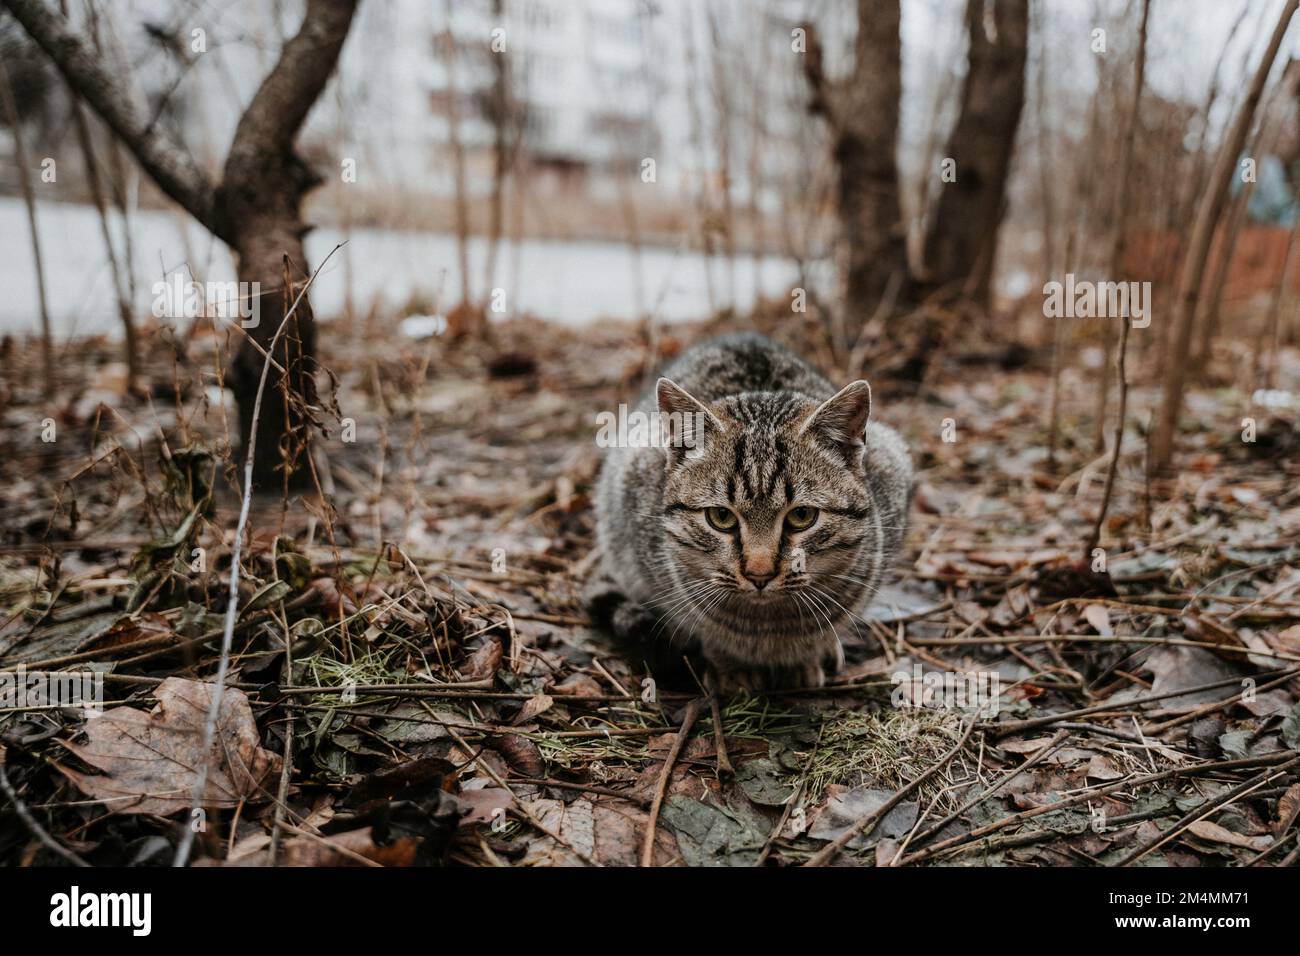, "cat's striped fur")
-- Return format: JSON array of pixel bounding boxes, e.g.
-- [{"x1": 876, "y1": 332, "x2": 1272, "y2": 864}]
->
[{"x1": 588, "y1": 332, "x2": 913, "y2": 691}]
